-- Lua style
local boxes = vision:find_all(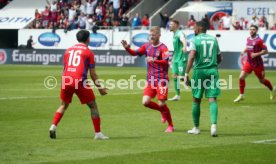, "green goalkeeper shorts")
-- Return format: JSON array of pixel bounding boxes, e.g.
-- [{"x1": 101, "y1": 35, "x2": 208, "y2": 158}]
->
[
  {"x1": 172, "y1": 61, "x2": 187, "y2": 76},
  {"x1": 191, "y1": 68, "x2": 220, "y2": 99}
]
